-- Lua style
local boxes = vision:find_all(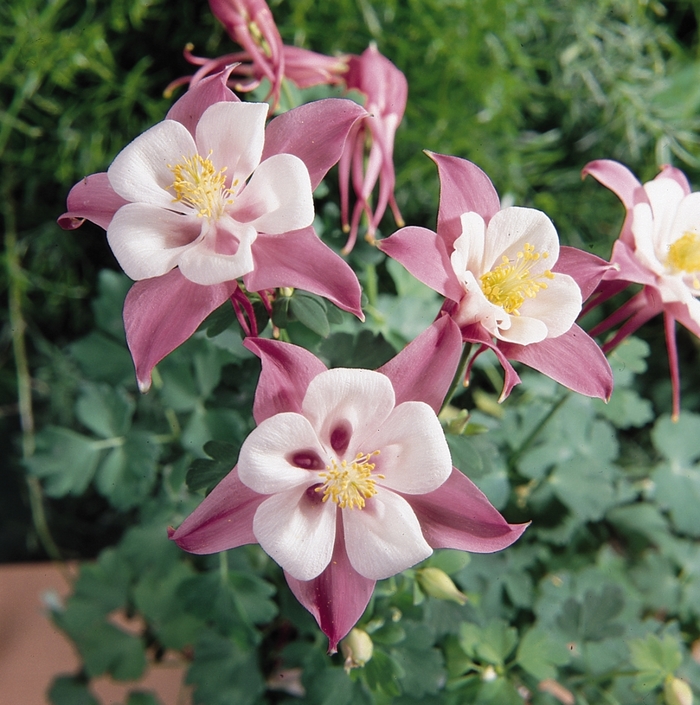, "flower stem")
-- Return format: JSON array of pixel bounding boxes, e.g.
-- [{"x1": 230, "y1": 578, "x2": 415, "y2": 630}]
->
[{"x1": 439, "y1": 342, "x2": 473, "y2": 415}]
